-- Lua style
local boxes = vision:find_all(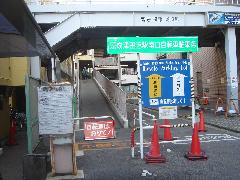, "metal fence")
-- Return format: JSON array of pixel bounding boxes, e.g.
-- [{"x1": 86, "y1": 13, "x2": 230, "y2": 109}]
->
[
  {"x1": 25, "y1": 75, "x2": 47, "y2": 154},
  {"x1": 93, "y1": 70, "x2": 128, "y2": 127},
  {"x1": 26, "y1": 0, "x2": 240, "y2": 6}
]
